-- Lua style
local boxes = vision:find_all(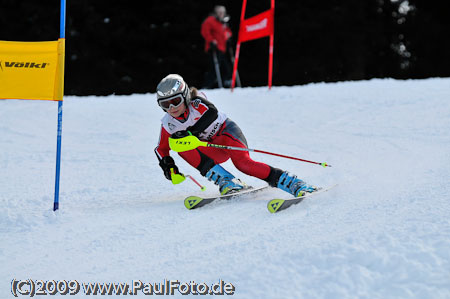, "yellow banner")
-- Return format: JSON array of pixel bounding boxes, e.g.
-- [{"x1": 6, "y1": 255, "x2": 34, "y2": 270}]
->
[{"x1": 0, "y1": 39, "x2": 65, "y2": 101}]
